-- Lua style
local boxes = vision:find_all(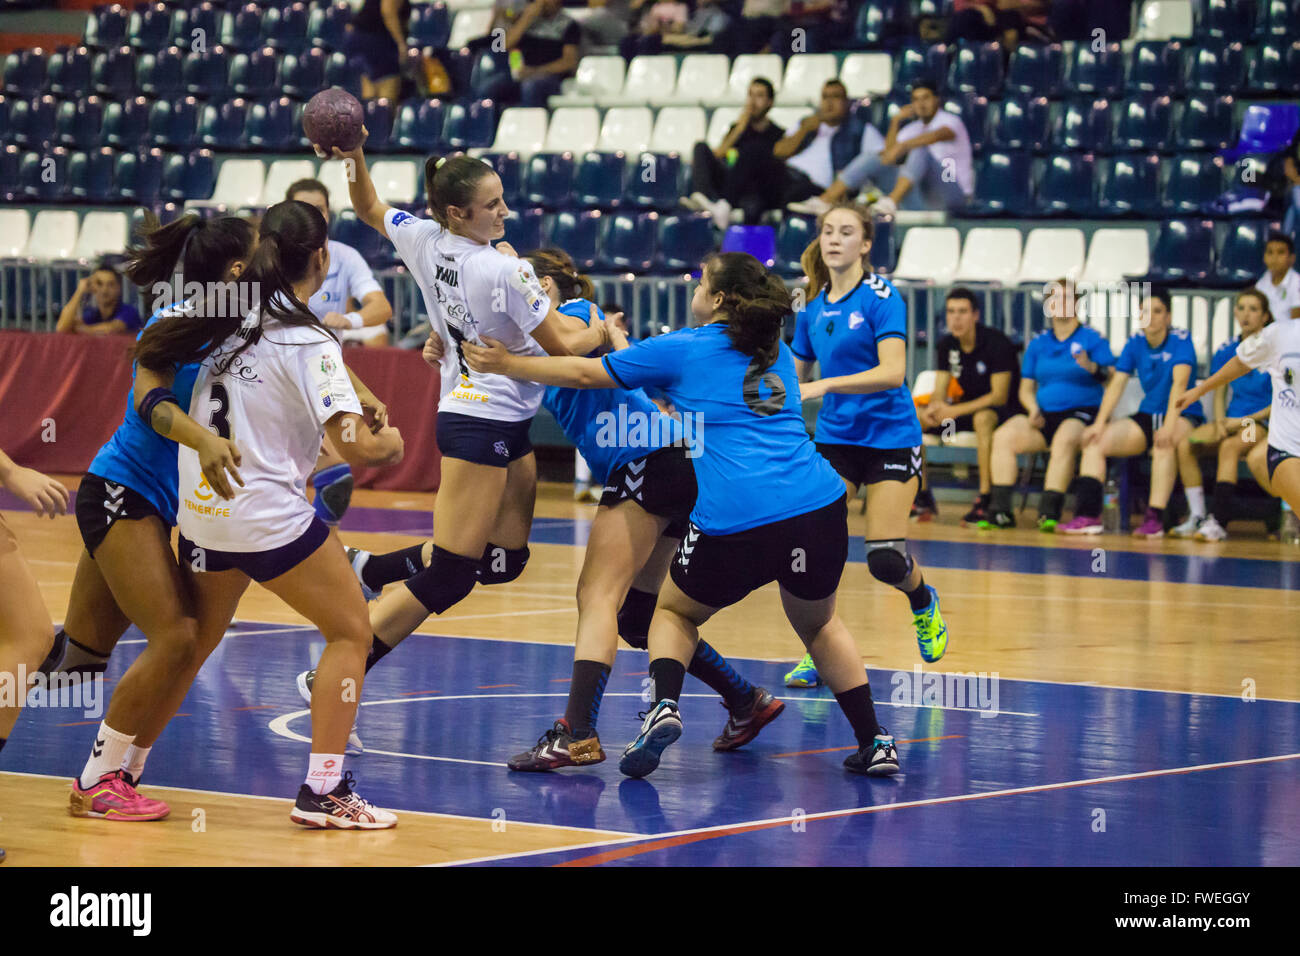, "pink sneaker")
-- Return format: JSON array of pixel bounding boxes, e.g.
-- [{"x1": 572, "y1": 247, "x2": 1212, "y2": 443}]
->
[
  {"x1": 1056, "y1": 515, "x2": 1103, "y2": 535},
  {"x1": 1132, "y1": 510, "x2": 1165, "y2": 538},
  {"x1": 69, "y1": 770, "x2": 170, "y2": 821}
]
